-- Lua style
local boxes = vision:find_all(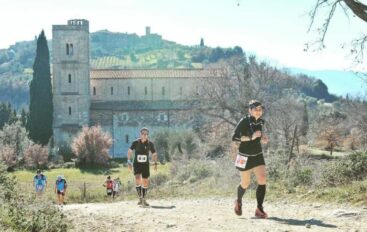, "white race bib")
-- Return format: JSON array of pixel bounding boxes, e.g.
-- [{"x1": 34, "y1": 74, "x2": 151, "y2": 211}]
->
[
  {"x1": 137, "y1": 154, "x2": 148, "y2": 163},
  {"x1": 235, "y1": 154, "x2": 248, "y2": 169}
]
